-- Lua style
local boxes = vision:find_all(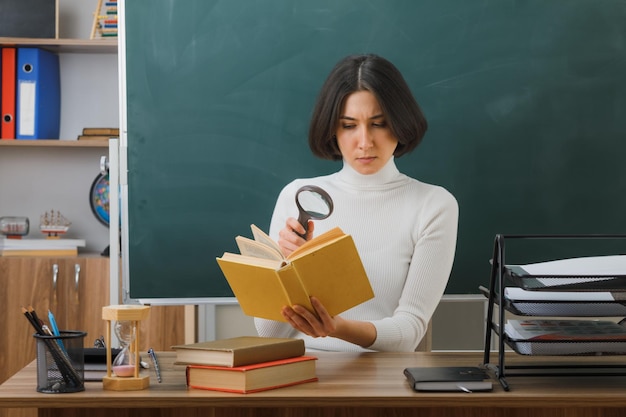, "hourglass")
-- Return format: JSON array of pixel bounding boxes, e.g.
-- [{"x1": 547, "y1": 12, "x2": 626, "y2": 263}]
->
[
  {"x1": 102, "y1": 305, "x2": 150, "y2": 391},
  {"x1": 112, "y1": 320, "x2": 137, "y2": 377}
]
